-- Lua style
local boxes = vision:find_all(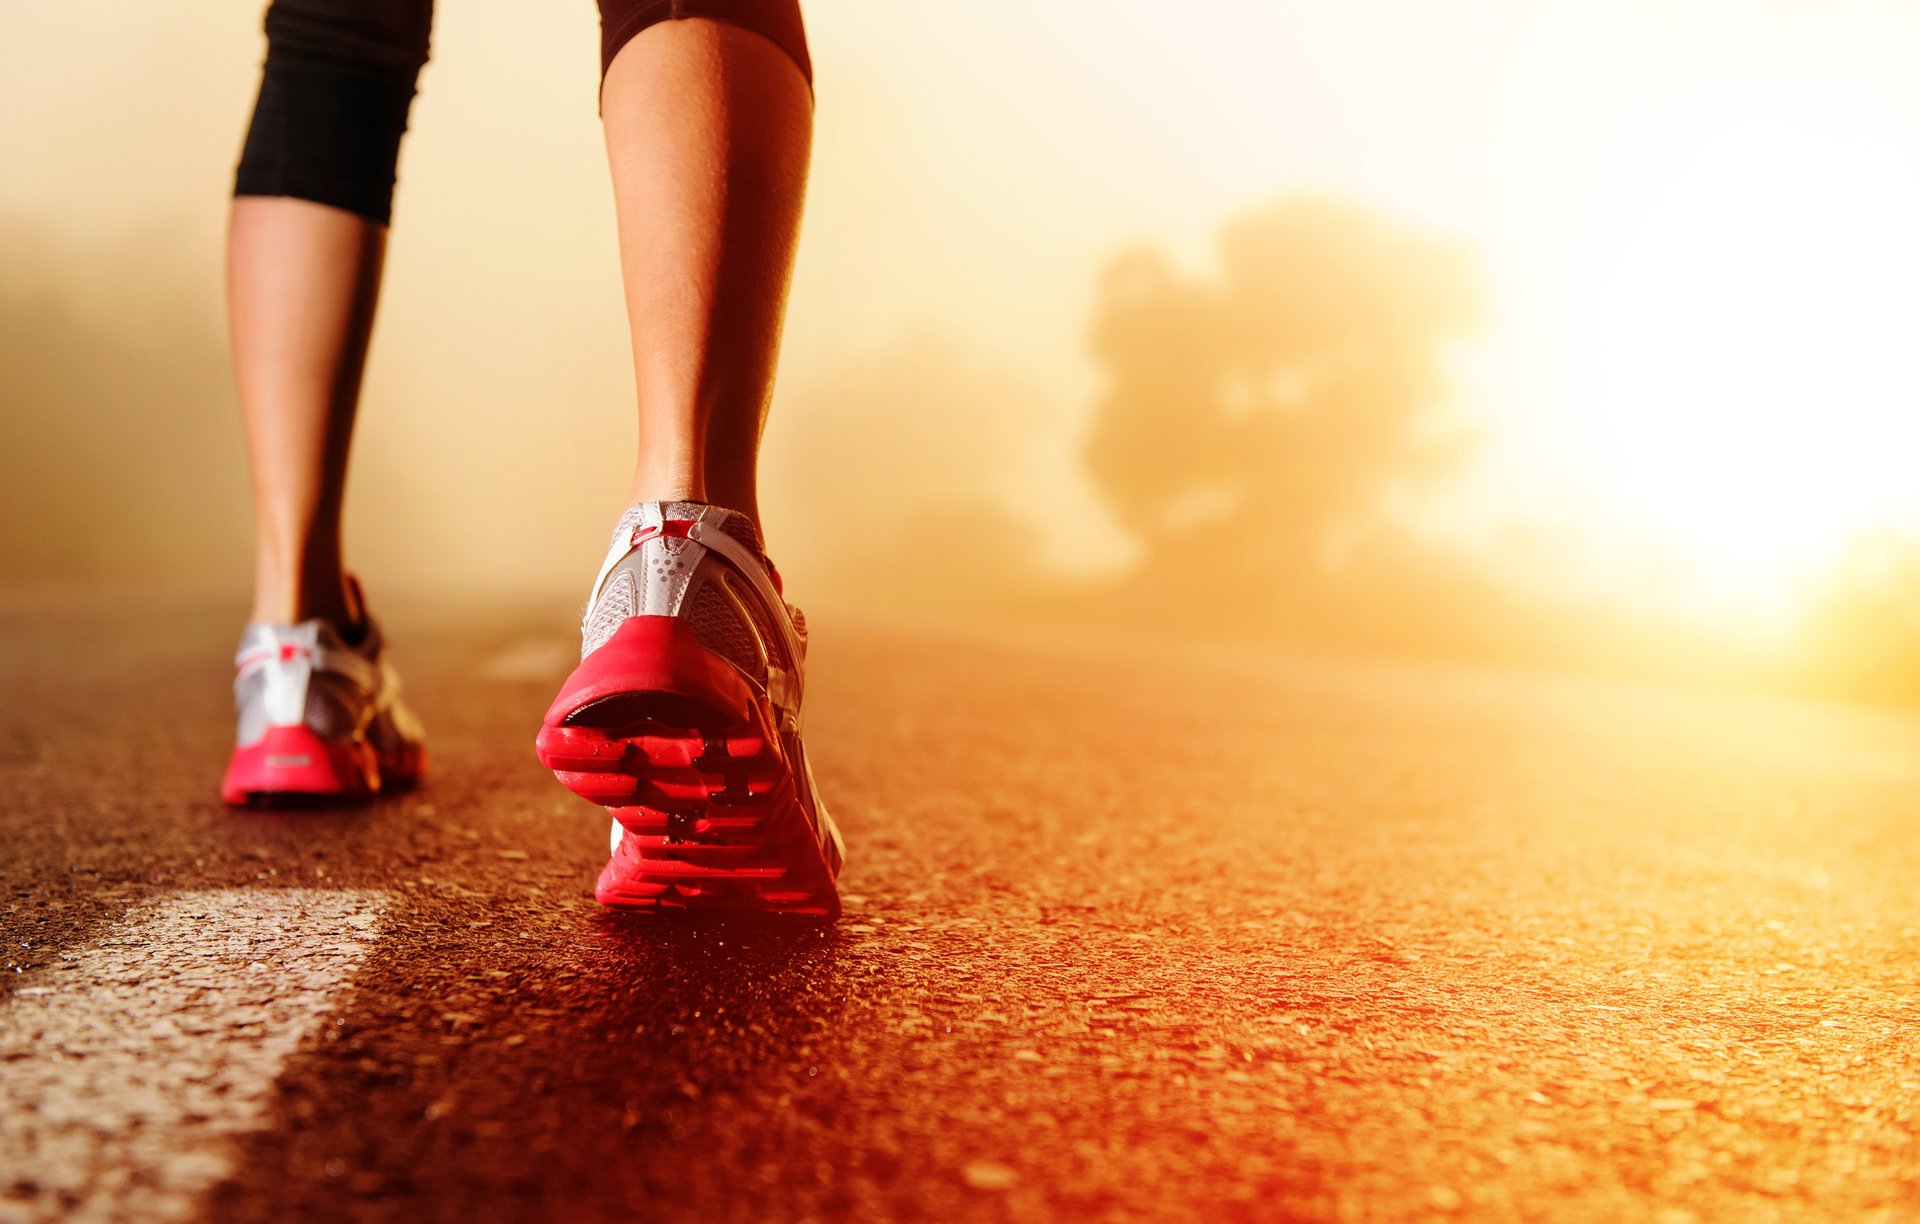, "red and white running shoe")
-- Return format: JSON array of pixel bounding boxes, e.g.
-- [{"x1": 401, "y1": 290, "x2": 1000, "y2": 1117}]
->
[
  {"x1": 220, "y1": 582, "x2": 426, "y2": 805},
  {"x1": 536, "y1": 501, "x2": 845, "y2": 918}
]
